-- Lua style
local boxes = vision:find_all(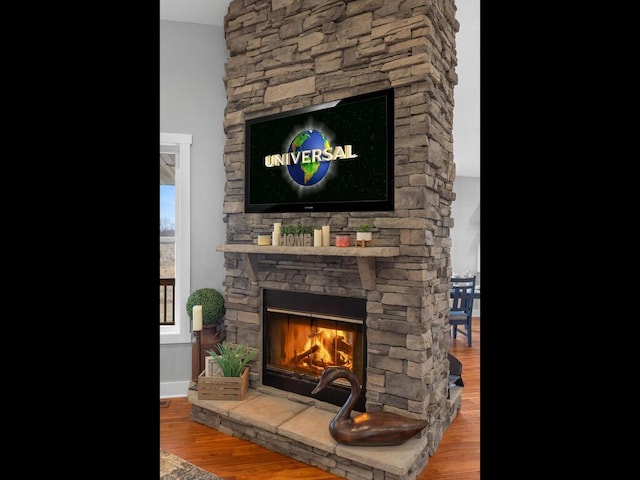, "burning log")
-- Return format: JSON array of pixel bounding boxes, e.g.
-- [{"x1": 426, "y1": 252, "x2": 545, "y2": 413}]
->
[
  {"x1": 335, "y1": 336, "x2": 353, "y2": 355},
  {"x1": 292, "y1": 344, "x2": 320, "y2": 364}
]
